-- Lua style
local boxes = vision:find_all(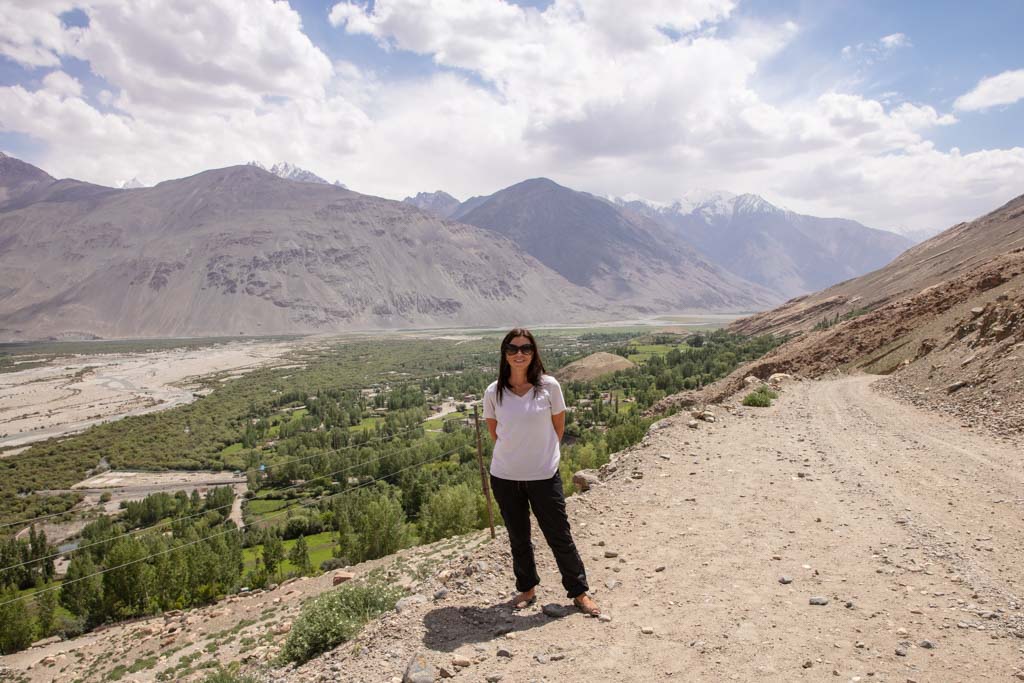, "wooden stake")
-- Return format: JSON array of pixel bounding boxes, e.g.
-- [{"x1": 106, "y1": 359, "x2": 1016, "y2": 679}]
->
[{"x1": 474, "y1": 404, "x2": 496, "y2": 540}]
